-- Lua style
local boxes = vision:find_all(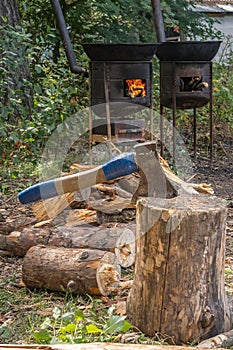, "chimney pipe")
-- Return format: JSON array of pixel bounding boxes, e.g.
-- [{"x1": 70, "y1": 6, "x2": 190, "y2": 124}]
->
[{"x1": 50, "y1": 0, "x2": 88, "y2": 76}]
